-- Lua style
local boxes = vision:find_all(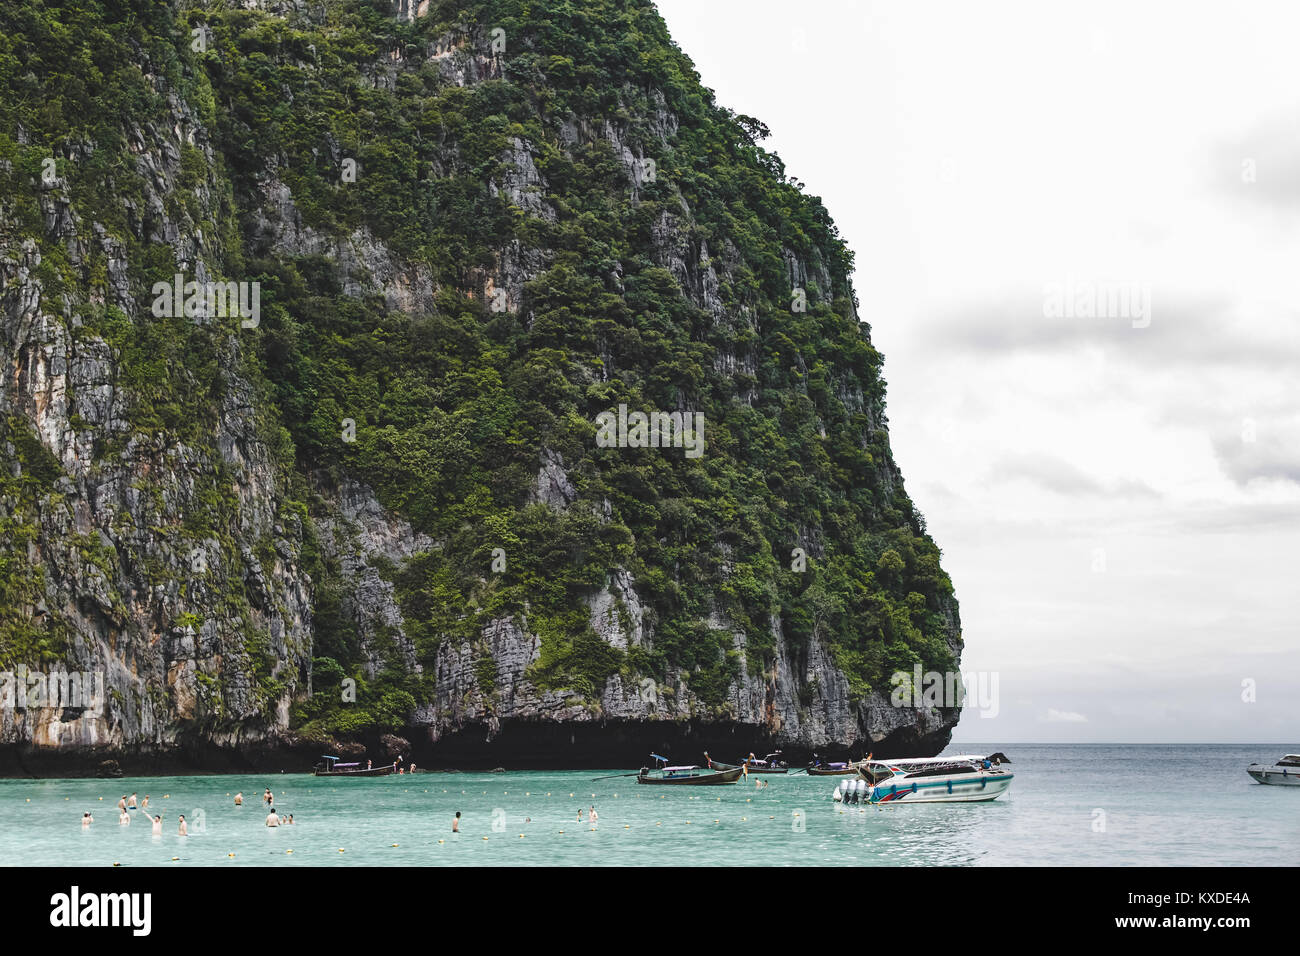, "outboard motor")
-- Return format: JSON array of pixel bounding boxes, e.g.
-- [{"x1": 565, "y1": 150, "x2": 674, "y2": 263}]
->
[
  {"x1": 855, "y1": 779, "x2": 867, "y2": 804},
  {"x1": 833, "y1": 780, "x2": 846, "y2": 802}
]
